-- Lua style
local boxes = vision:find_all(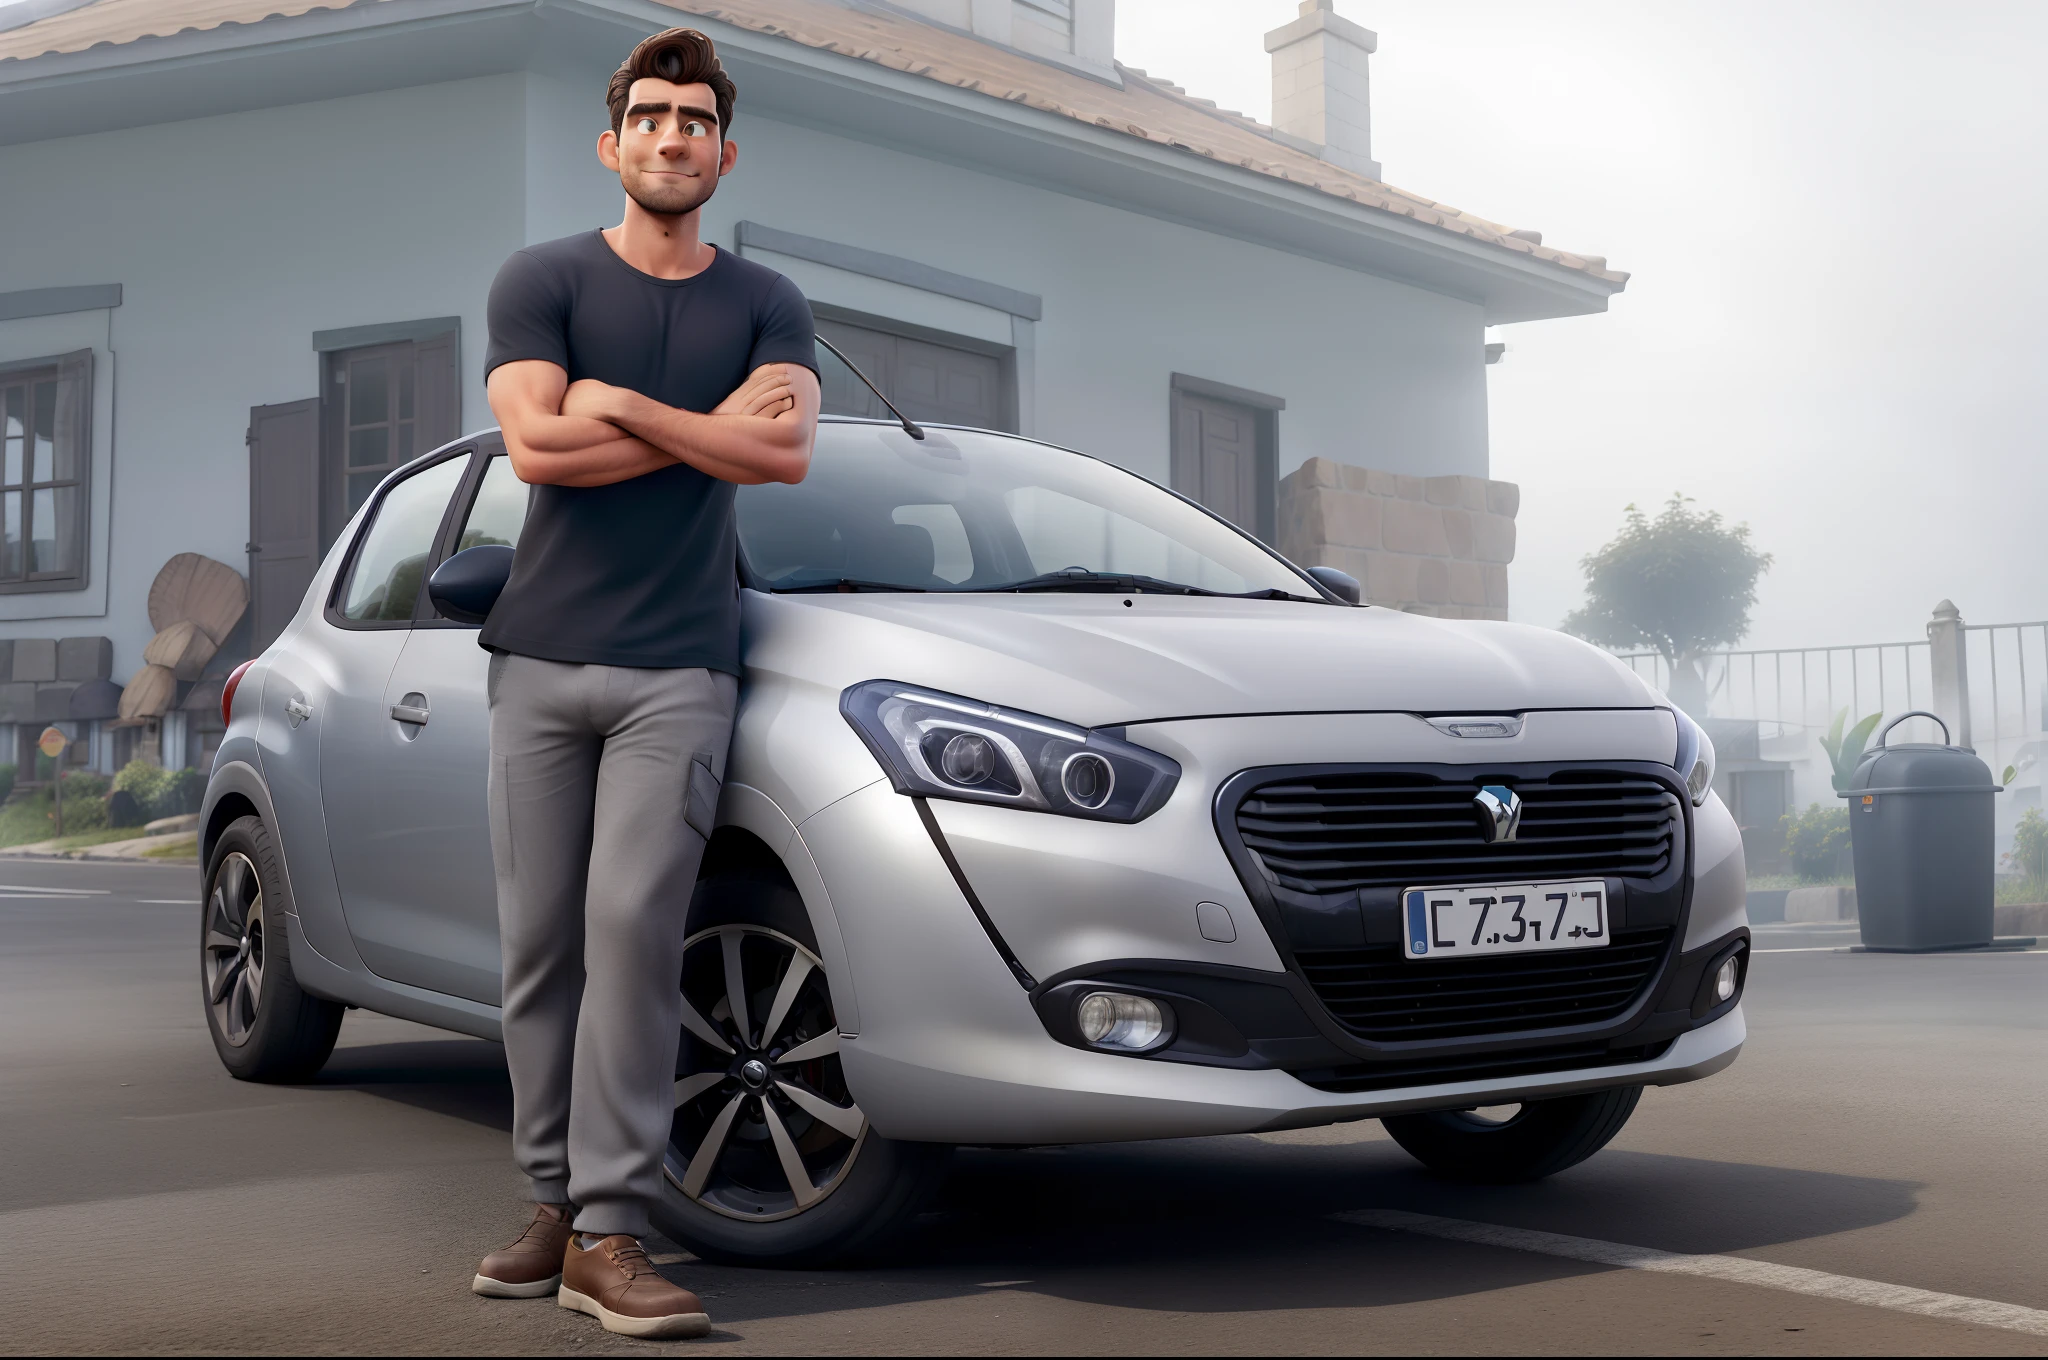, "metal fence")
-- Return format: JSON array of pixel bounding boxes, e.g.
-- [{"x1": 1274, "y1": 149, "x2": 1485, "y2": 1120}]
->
[{"x1": 1613, "y1": 607, "x2": 2048, "y2": 780}]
